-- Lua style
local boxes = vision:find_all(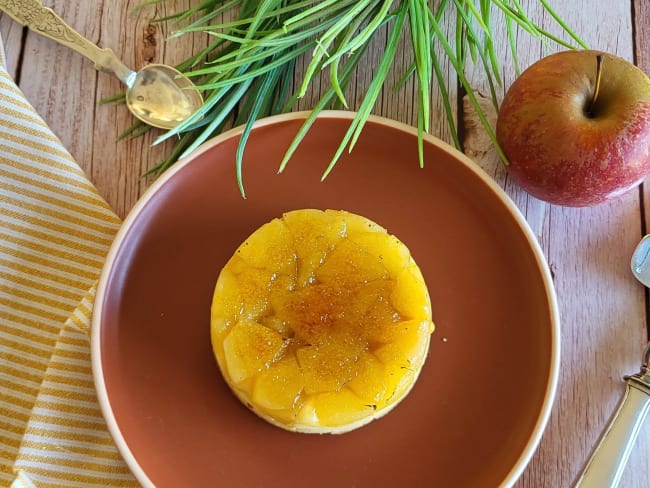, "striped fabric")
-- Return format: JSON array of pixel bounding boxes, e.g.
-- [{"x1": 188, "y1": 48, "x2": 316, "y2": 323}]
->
[{"x1": 0, "y1": 34, "x2": 138, "y2": 486}]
